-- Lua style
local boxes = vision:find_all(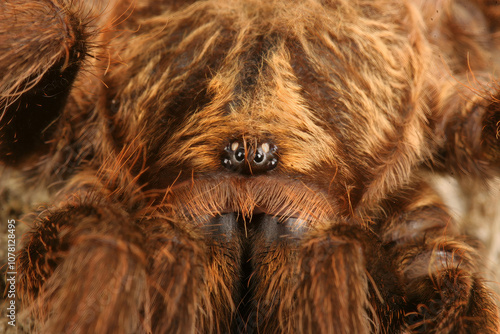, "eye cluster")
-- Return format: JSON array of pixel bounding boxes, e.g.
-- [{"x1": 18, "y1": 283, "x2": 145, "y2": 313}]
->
[{"x1": 221, "y1": 140, "x2": 278, "y2": 175}]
